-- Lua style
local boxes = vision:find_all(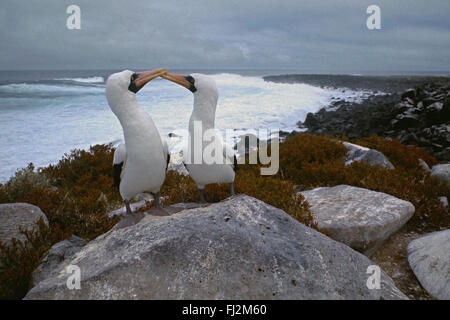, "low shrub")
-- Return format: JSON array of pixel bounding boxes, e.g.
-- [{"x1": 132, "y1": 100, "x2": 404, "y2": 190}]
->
[
  {"x1": 354, "y1": 135, "x2": 438, "y2": 170},
  {"x1": 278, "y1": 133, "x2": 450, "y2": 231},
  {"x1": 160, "y1": 165, "x2": 315, "y2": 228},
  {"x1": 0, "y1": 133, "x2": 447, "y2": 299}
]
